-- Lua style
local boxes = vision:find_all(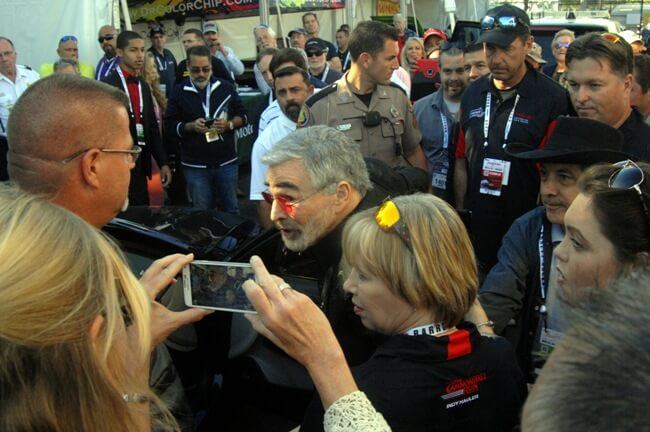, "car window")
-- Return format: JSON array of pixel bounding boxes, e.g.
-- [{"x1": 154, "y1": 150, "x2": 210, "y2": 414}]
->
[{"x1": 531, "y1": 25, "x2": 610, "y2": 63}]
